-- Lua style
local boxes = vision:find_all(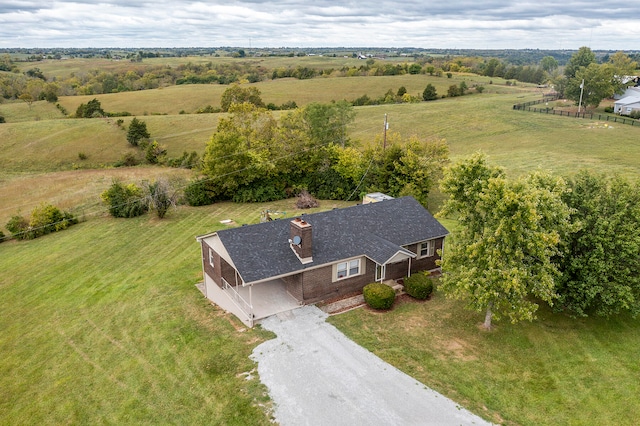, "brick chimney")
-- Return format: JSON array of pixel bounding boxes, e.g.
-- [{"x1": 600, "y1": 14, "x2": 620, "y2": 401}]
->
[{"x1": 290, "y1": 217, "x2": 313, "y2": 264}]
